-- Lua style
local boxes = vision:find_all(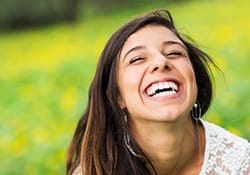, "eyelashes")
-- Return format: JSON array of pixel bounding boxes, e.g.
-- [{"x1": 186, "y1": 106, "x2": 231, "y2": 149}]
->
[
  {"x1": 129, "y1": 56, "x2": 145, "y2": 64},
  {"x1": 164, "y1": 51, "x2": 186, "y2": 58},
  {"x1": 128, "y1": 50, "x2": 186, "y2": 65}
]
